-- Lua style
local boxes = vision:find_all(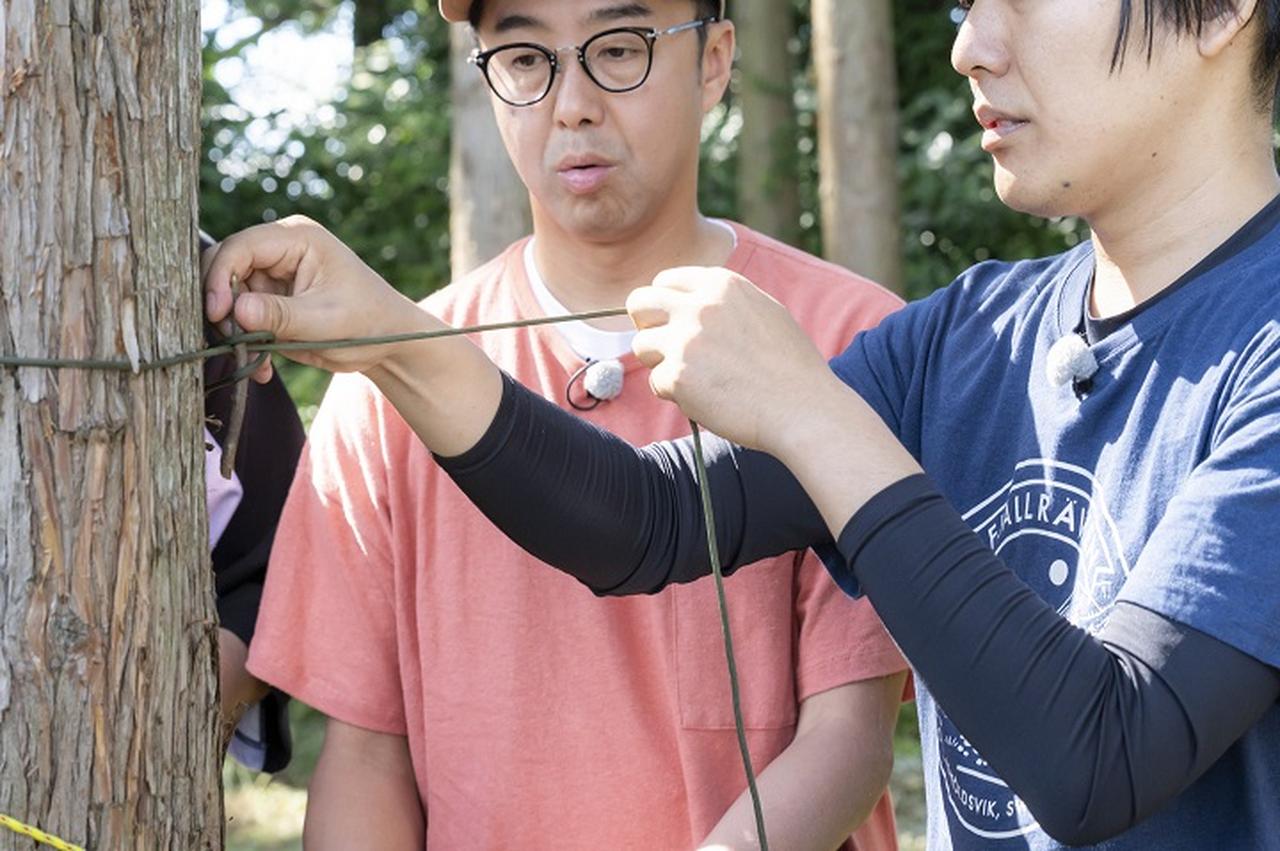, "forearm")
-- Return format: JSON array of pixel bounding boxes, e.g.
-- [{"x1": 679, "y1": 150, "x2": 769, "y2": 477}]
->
[
  {"x1": 768, "y1": 371, "x2": 922, "y2": 536},
  {"x1": 363, "y1": 313, "x2": 505, "y2": 458},
  {"x1": 698, "y1": 676, "x2": 904, "y2": 851},
  {"x1": 437, "y1": 373, "x2": 832, "y2": 594},
  {"x1": 304, "y1": 720, "x2": 424, "y2": 849},
  {"x1": 831, "y1": 477, "x2": 1280, "y2": 844}
]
